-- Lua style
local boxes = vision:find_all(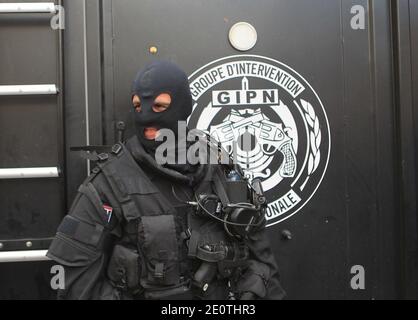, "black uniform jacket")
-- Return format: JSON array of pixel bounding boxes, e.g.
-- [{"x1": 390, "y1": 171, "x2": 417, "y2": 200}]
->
[{"x1": 47, "y1": 136, "x2": 286, "y2": 300}]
